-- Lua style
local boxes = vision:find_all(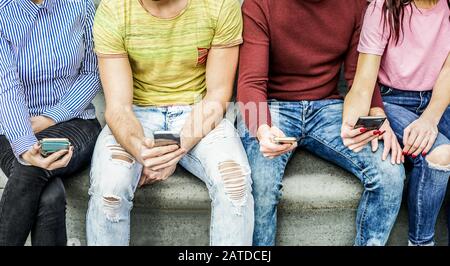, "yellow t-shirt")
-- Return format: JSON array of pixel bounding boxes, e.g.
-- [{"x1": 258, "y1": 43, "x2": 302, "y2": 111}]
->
[{"x1": 94, "y1": 0, "x2": 243, "y2": 106}]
